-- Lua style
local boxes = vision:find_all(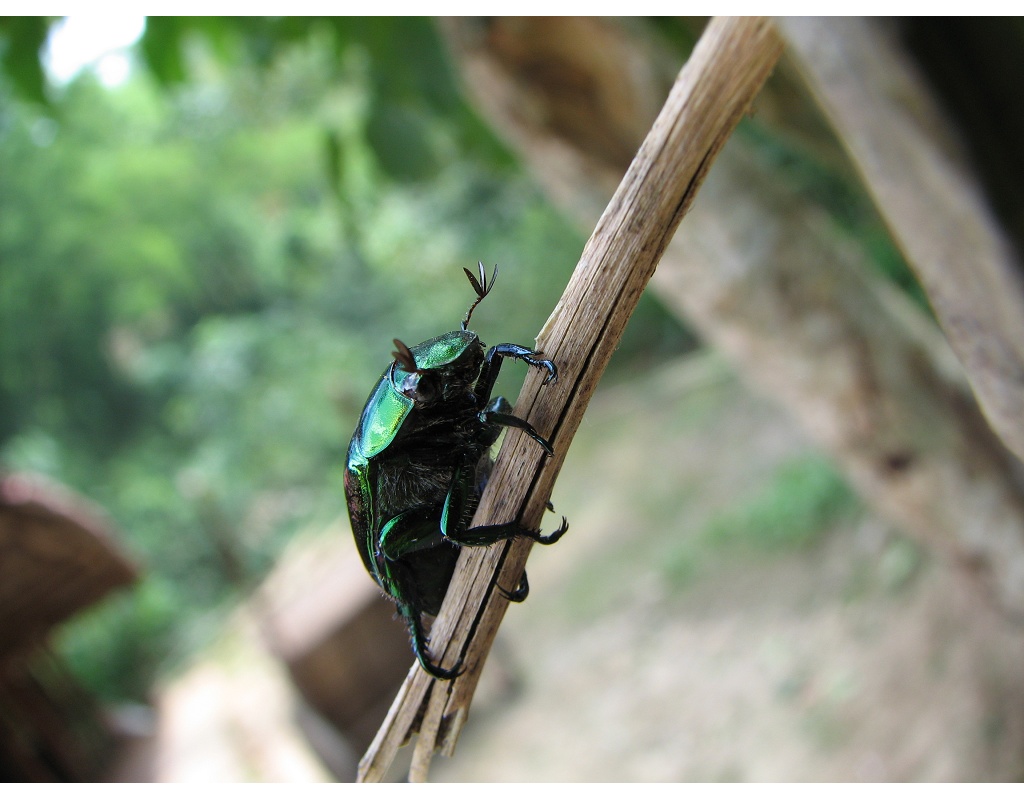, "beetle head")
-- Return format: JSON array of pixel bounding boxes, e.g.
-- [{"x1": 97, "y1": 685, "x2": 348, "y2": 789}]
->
[{"x1": 390, "y1": 338, "x2": 441, "y2": 405}]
